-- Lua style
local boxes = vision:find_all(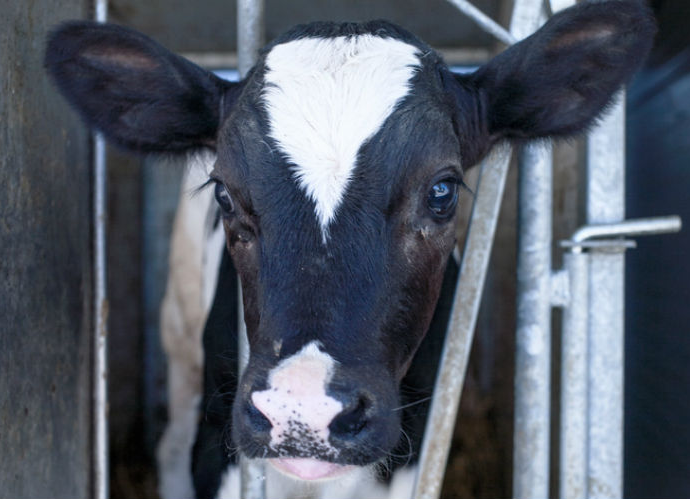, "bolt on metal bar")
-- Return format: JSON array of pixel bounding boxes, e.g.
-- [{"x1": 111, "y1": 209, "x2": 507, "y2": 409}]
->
[
  {"x1": 237, "y1": 1, "x2": 266, "y2": 498},
  {"x1": 413, "y1": 145, "x2": 511, "y2": 499},
  {"x1": 93, "y1": 2, "x2": 109, "y2": 499},
  {"x1": 445, "y1": 0, "x2": 516, "y2": 45}
]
